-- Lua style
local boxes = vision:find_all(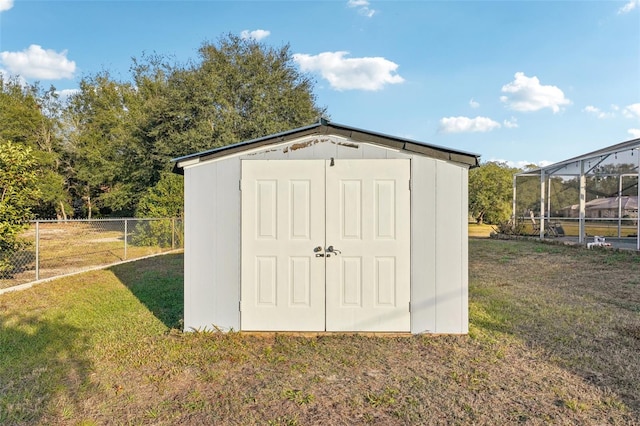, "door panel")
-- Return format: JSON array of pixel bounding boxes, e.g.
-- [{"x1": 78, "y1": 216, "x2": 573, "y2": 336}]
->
[
  {"x1": 241, "y1": 159, "x2": 411, "y2": 332},
  {"x1": 241, "y1": 160, "x2": 326, "y2": 331},
  {"x1": 325, "y1": 159, "x2": 411, "y2": 332}
]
